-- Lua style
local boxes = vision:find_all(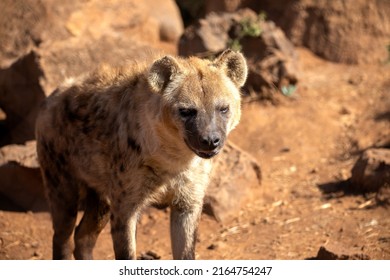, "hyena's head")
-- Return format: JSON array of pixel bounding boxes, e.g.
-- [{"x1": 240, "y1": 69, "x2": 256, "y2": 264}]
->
[{"x1": 148, "y1": 50, "x2": 247, "y2": 159}]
